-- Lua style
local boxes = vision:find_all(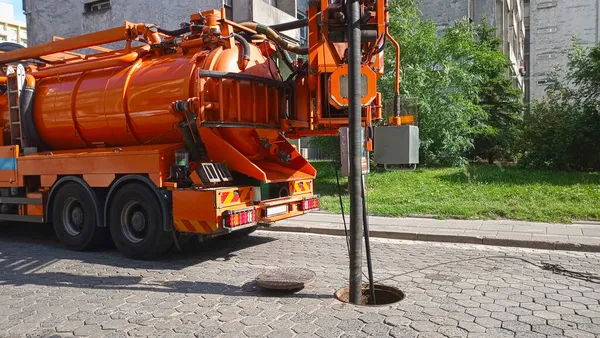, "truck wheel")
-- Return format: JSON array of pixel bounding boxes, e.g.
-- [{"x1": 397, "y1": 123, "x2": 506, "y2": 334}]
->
[
  {"x1": 109, "y1": 183, "x2": 173, "y2": 260},
  {"x1": 52, "y1": 182, "x2": 105, "y2": 251}
]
